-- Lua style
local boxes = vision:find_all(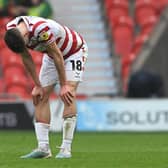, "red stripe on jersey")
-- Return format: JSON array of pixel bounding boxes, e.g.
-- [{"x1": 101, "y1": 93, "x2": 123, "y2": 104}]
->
[
  {"x1": 38, "y1": 26, "x2": 50, "y2": 34},
  {"x1": 29, "y1": 21, "x2": 46, "y2": 39},
  {"x1": 60, "y1": 27, "x2": 69, "y2": 52},
  {"x1": 63, "y1": 31, "x2": 84, "y2": 60},
  {"x1": 7, "y1": 24, "x2": 16, "y2": 29},
  {"x1": 56, "y1": 37, "x2": 61, "y2": 44},
  {"x1": 63, "y1": 29, "x2": 77, "y2": 58}
]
